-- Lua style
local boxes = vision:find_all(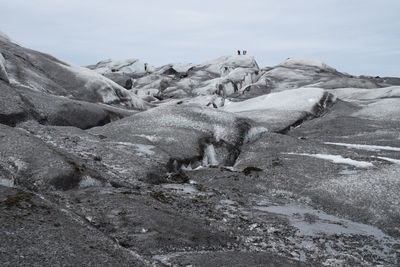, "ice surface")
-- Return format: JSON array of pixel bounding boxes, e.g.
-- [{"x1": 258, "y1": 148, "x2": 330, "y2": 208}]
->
[
  {"x1": 202, "y1": 144, "x2": 219, "y2": 166},
  {"x1": 169, "y1": 63, "x2": 195, "y2": 73},
  {"x1": 353, "y1": 98, "x2": 400, "y2": 121},
  {"x1": 262, "y1": 58, "x2": 380, "y2": 91},
  {"x1": 91, "y1": 104, "x2": 253, "y2": 162},
  {"x1": 330, "y1": 86, "x2": 400, "y2": 101},
  {"x1": 198, "y1": 55, "x2": 259, "y2": 75},
  {"x1": 280, "y1": 58, "x2": 336, "y2": 71},
  {"x1": 0, "y1": 52, "x2": 9, "y2": 82},
  {"x1": 60, "y1": 62, "x2": 148, "y2": 109},
  {"x1": 88, "y1": 58, "x2": 154, "y2": 74},
  {"x1": 223, "y1": 88, "x2": 331, "y2": 113},
  {"x1": 329, "y1": 87, "x2": 400, "y2": 121}
]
